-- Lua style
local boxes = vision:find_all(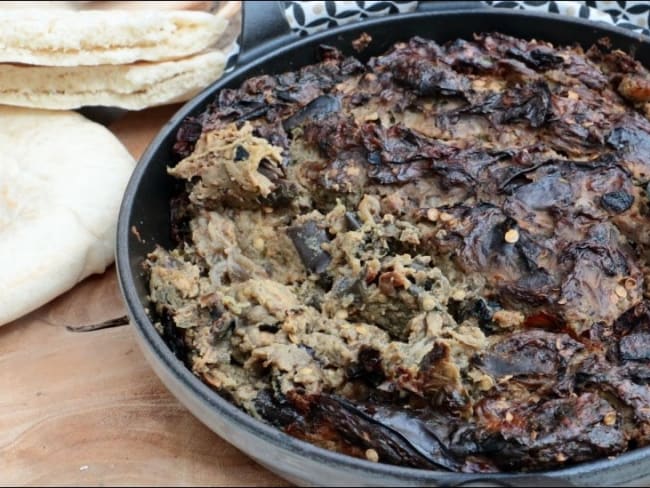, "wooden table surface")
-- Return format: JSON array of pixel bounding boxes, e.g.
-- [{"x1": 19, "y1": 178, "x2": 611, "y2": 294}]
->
[{"x1": 0, "y1": 105, "x2": 287, "y2": 487}]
